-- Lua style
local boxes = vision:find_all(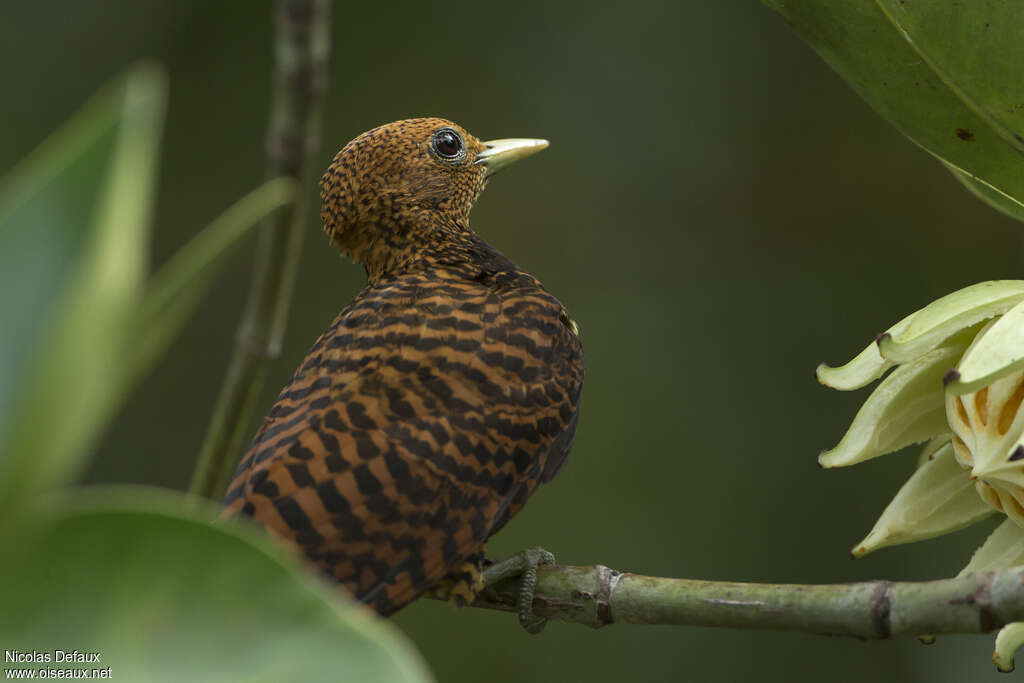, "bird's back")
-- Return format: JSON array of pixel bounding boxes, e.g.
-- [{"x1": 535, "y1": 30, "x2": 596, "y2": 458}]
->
[{"x1": 224, "y1": 257, "x2": 583, "y2": 614}]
